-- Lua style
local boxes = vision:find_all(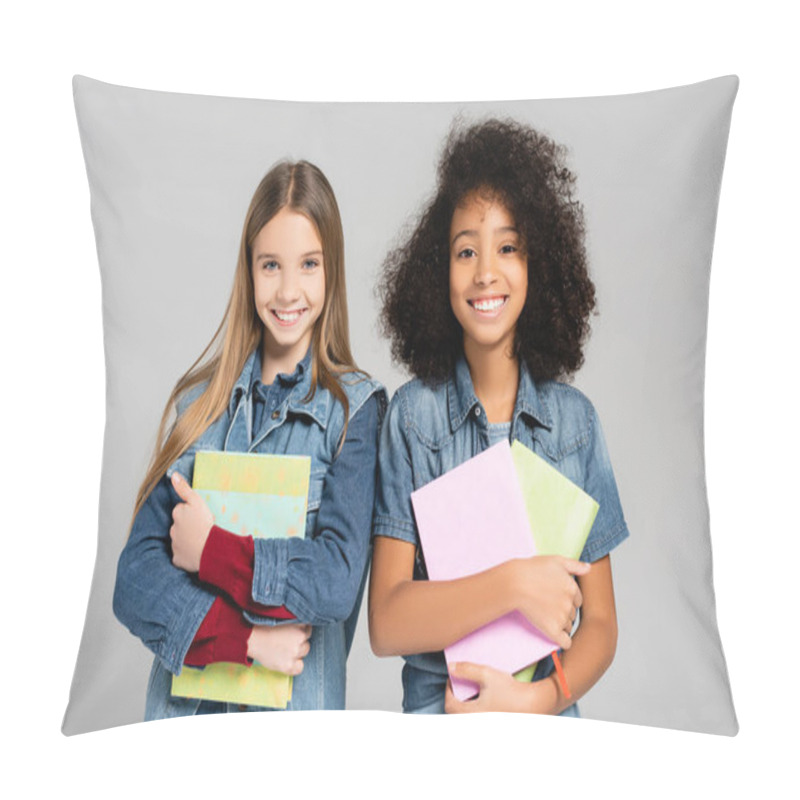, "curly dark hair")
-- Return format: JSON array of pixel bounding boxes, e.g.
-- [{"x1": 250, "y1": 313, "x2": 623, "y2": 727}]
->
[{"x1": 379, "y1": 118, "x2": 595, "y2": 383}]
